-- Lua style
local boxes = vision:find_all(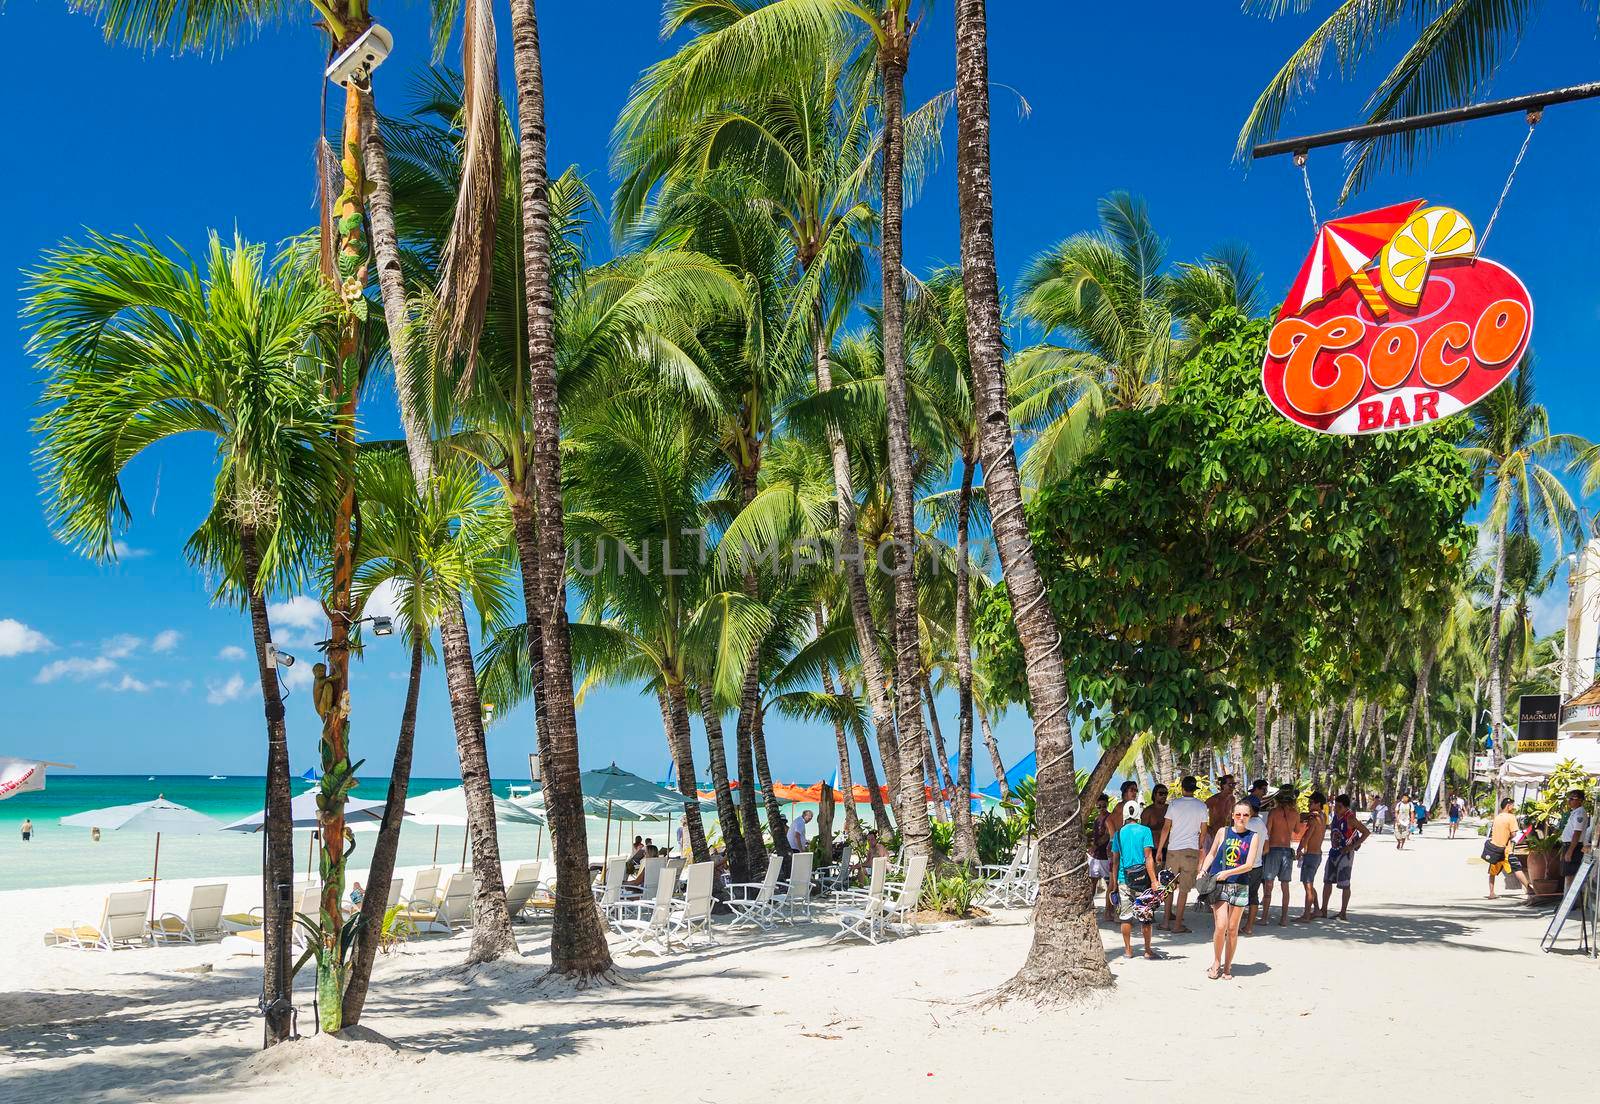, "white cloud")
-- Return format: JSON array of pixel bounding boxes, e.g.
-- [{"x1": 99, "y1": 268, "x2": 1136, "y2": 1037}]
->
[
  {"x1": 217, "y1": 645, "x2": 247, "y2": 661},
  {"x1": 112, "y1": 540, "x2": 150, "y2": 560},
  {"x1": 268, "y1": 596, "x2": 326, "y2": 632},
  {"x1": 0, "y1": 619, "x2": 52, "y2": 658},
  {"x1": 102, "y1": 674, "x2": 164, "y2": 693},
  {"x1": 151, "y1": 629, "x2": 182, "y2": 654},
  {"x1": 363, "y1": 580, "x2": 403, "y2": 625},
  {"x1": 100, "y1": 634, "x2": 143, "y2": 660},
  {"x1": 36, "y1": 656, "x2": 118, "y2": 684},
  {"x1": 206, "y1": 673, "x2": 249, "y2": 705},
  {"x1": 281, "y1": 662, "x2": 313, "y2": 692}
]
